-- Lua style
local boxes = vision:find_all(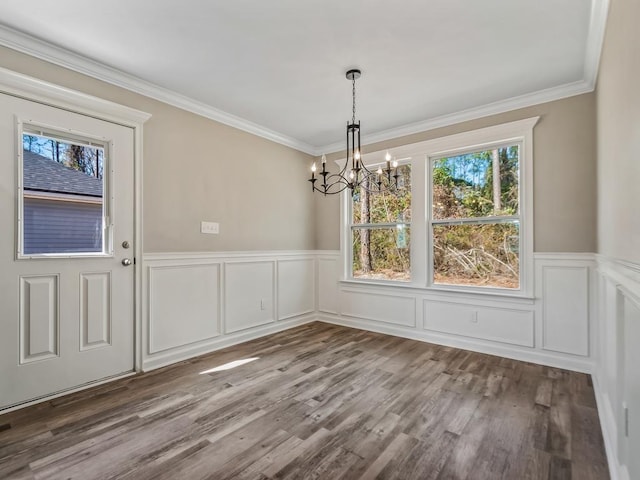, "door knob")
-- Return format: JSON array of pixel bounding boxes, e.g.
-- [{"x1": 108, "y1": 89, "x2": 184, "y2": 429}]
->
[{"x1": 122, "y1": 258, "x2": 132, "y2": 266}]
